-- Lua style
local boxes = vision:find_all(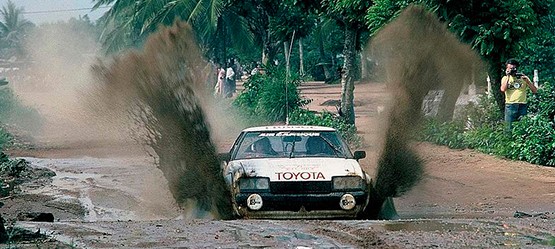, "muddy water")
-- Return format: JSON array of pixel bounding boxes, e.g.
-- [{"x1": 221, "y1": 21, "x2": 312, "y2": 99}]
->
[
  {"x1": 22, "y1": 156, "x2": 180, "y2": 222},
  {"x1": 91, "y1": 21, "x2": 233, "y2": 219},
  {"x1": 366, "y1": 5, "x2": 484, "y2": 201}
]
